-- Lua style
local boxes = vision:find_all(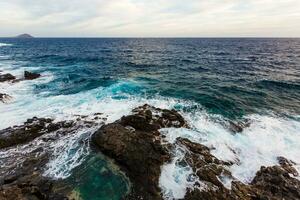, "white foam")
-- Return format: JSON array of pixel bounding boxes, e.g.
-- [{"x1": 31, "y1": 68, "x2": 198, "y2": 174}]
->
[
  {"x1": 0, "y1": 43, "x2": 12, "y2": 47},
  {"x1": 159, "y1": 144, "x2": 204, "y2": 199},
  {"x1": 43, "y1": 126, "x2": 99, "y2": 179},
  {"x1": 158, "y1": 109, "x2": 300, "y2": 199}
]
